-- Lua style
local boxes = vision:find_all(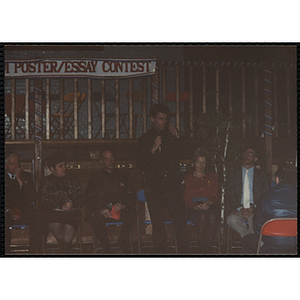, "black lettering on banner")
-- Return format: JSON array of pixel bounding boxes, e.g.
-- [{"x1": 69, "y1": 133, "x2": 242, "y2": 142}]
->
[
  {"x1": 115, "y1": 62, "x2": 123, "y2": 72},
  {"x1": 28, "y1": 62, "x2": 36, "y2": 73},
  {"x1": 77, "y1": 61, "x2": 86, "y2": 72},
  {"x1": 43, "y1": 62, "x2": 51, "y2": 73},
  {"x1": 72, "y1": 61, "x2": 80, "y2": 72},
  {"x1": 86, "y1": 61, "x2": 93, "y2": 72},
  {"x1": 65, "y1": 61, "x2": 72, "y2": 72},
  {"x1": 58, "y1": 61, "x2": 65, "y2": 73},
  {"x1": 14, "y1": 62, "x2": 22, "y2": 73},
  {"x1": 37, "y1": 62, "x2": 42, "y2": 73},
  {"x1": 137, "y1": 62, "x2": 144, "y2": 72},
  {"x1": 90, "y1": 61, "x2": 97, "y2": 72},
  {"x1": 102, "y1": 61, "x2": 110, "y2": 72},
  {"x1": 130, "y1": 62, "x2": 138, "y2": 72},
  {"x1": 5, "y1": 63, "x2": 10, "y2": 74},
  {"x1": 124, "y1": 61, "x2": 129, "y2": 72},
  {"x1": 50, "y1": 61, "x2": 58, "y2": 73}
]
